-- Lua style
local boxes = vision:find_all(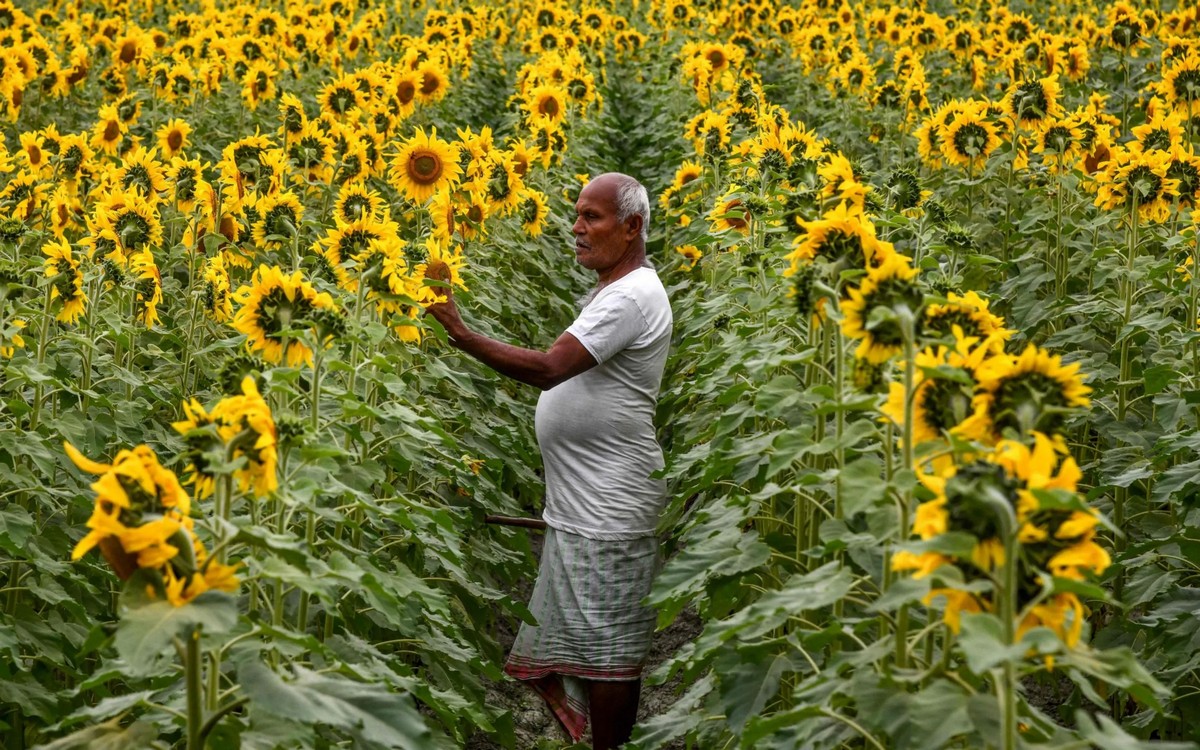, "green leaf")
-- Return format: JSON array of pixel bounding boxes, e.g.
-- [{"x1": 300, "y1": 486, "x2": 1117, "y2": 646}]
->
[
  {"x1": 1074, "y1": 711, "x2": 1195, "y2": 749},
  {"x1": 31, "y1": 718, "x2": 161, "y2": 750},
  {"x1": 715, "y1": 649, "x2": 791, "y2": 732},
  {"x1": 957, "y1": 613, "x2": 1025, "y2": 674},
  {"x1": 114, "y1": 591, "x2": 237, "y2": 676},
  {"x1": 0, "y1": 505, "x2": 34, "y2": 554},
  {"x1": 838, "y1": 457, "x2": 887, "y2": 516},
  {"x1": 628, "y1": 673, "x2": 715, "y2": 750},
  {"x1": 238, "y1": 659, "x2": 433, "y2": 748}
]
